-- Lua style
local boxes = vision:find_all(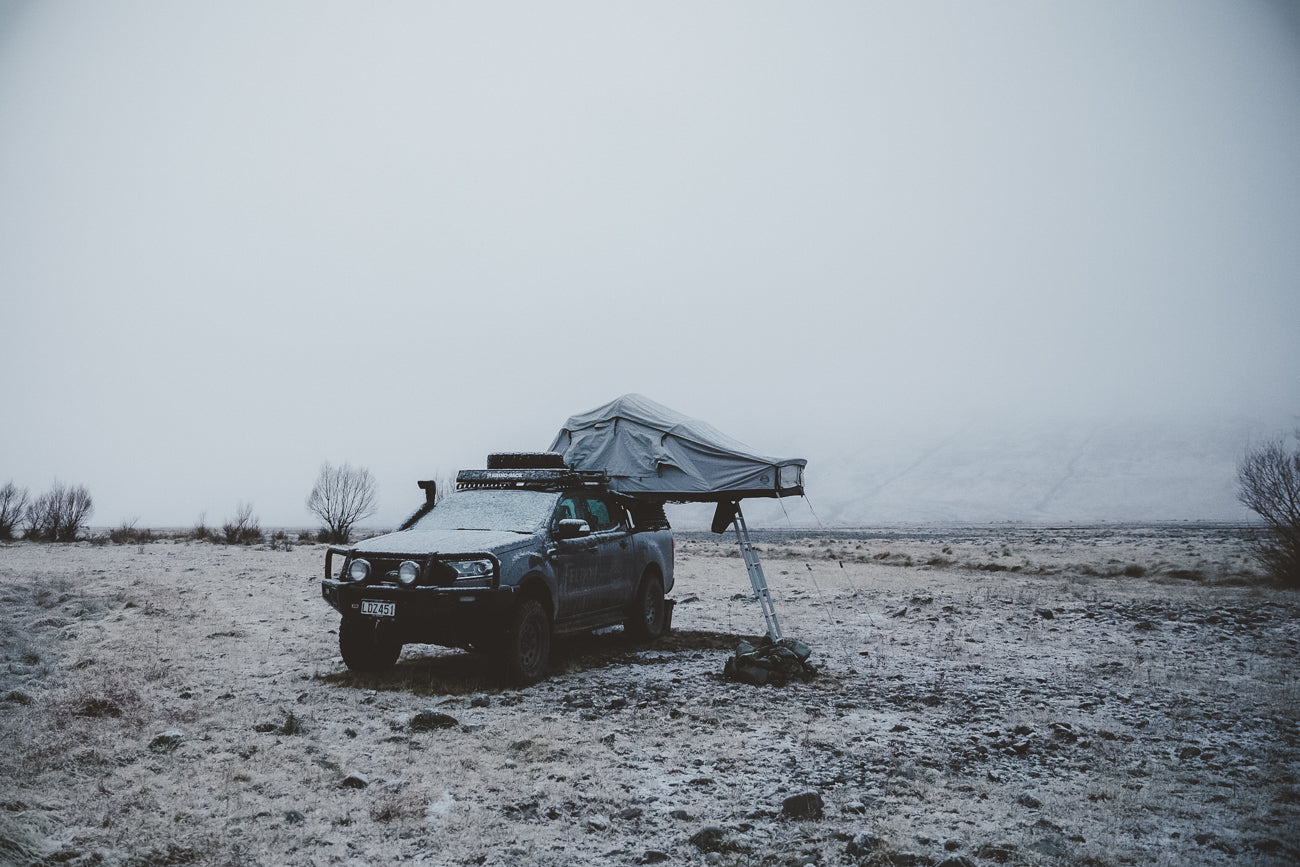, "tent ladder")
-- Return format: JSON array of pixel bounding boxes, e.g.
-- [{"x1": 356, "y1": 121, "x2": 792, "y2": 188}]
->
[{"x1": 732, "y1": 503, "x2": 783, "y2": 641}]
